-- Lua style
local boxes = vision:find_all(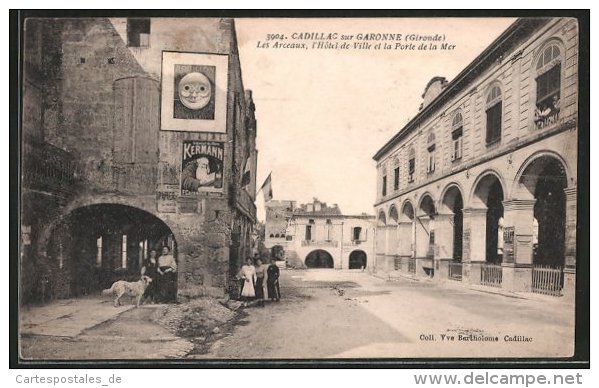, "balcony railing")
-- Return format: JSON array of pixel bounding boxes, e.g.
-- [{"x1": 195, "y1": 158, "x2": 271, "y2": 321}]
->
[
  {"x1": 343, "y1": 240, "x2": 364, "y2": 246},
  {"x1": 534, "y1": 96, "x2": 560, "y2": 130},
  {"x1": 22, "y1": 140, "x2": 78, "y2": 194},
  {"x1": 301, "y1": 240, "x2": 339, "y2": 247}
]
